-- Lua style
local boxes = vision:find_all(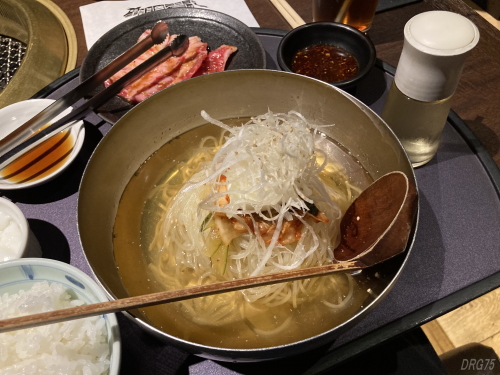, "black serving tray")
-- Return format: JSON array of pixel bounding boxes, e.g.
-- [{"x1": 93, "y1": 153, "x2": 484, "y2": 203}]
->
[{"x1": 10, "y1": 29, "x2": 500, "y2": 374}]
